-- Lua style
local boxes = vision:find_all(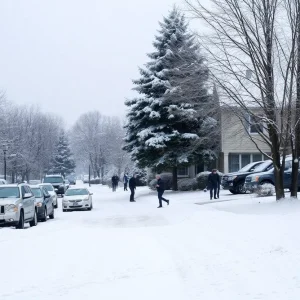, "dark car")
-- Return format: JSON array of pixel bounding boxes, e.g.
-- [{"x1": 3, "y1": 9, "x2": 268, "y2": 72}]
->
[
  {"x1": 244, "y1": 159, "x2": 298, "y2": 192},
  {"x1": 222, "y1": 161, "x2": 273, "y2": 194},
  {"x1": 30, "y1": 185, "x2": 54, "y2": 221},
  {"x1": 43, "y1": 175, "x2": 66, "y2": 196}
]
